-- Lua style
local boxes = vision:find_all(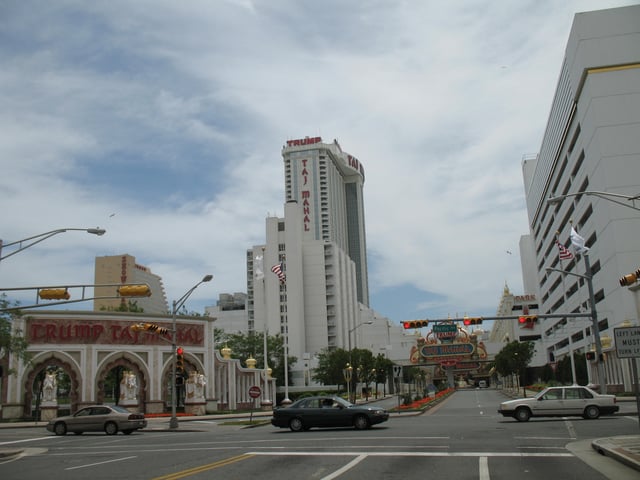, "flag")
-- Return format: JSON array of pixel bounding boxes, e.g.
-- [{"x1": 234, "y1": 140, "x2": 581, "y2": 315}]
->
[
  {"x1": 254, "y1": 255, "x2": 264, "y2": 280},
  {"x1": 555, "y1": 239, "x2": 574, "y2": 260},
  {"x1": 271, "y1": 262, "x2": 286, "y2": 283},
  {"x1": 570, "y1": 227, "x2": 589, "y2": 254}
]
